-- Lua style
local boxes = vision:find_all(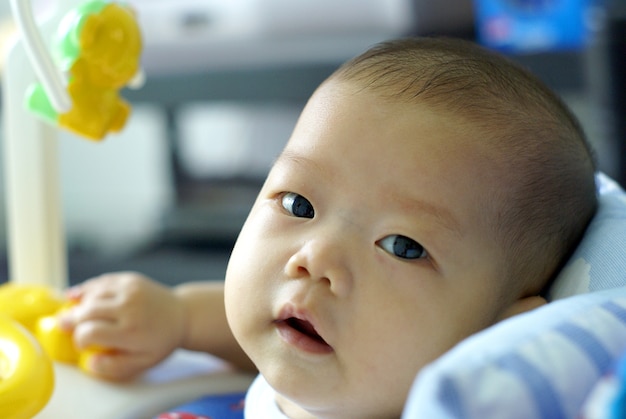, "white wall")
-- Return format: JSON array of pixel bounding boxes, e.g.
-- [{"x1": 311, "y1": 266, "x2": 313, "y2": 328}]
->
[
  {"x1": 58, "y1": 105, "x2": 174, "y2": 256},
  {"x1": 0, "y1": 104, "x2": 174, "y2": 257}
]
